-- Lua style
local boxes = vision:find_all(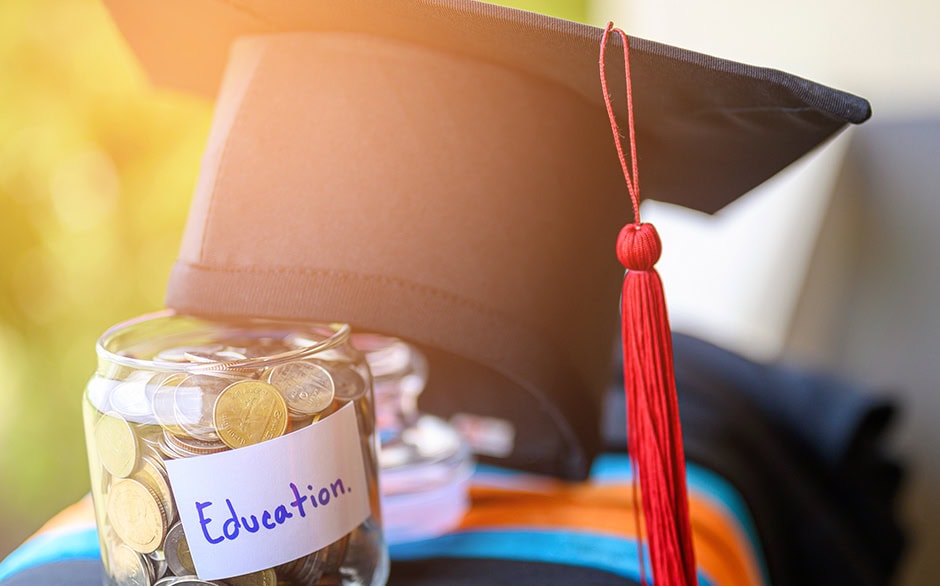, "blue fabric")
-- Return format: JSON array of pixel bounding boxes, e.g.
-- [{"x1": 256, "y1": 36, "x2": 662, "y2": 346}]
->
[
  {"x1": 391, "y1": 529, "x2": 716, "y2": 586},
  {"x1": 591, "y1": 453, "x2": 770, "y2": 584},
  {"x1": 0, "y1": 529, "x2": 99, "y2": 583},
  {"x1": 0, "y1": 455, "x2": 765, "y2": 585}
]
